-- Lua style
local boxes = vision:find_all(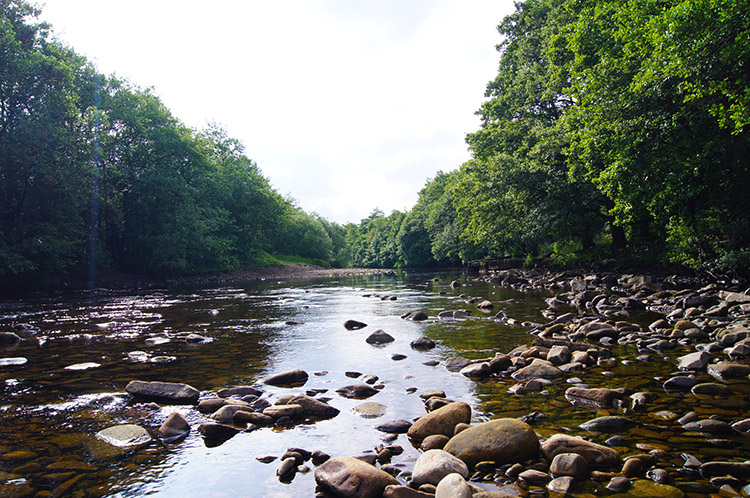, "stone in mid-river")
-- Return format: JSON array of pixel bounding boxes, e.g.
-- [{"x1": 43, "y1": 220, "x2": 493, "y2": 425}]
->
[
  {"x1": 411, "y1": 449, "x2": 469, "y2": 486},
  {"x1": 407, "y1": 402, "x2": 471, "y2": 441},
  {"x1": 314, "y1": 456, "x2": 399, "y2": 498},
  {"x1": 262, "y1": 369, "x2": 309, "y2": 387},
  {"x1": 443, "y1": 418, "x2": 539, "y2": 468},
  {"x1": 125, "y1": 380, "x2": 200, "y2": 405}
]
